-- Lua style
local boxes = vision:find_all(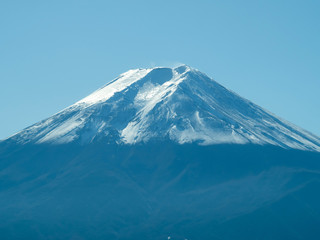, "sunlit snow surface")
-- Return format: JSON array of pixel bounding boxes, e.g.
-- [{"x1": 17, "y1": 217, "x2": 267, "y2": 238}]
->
[
  {"x1": 6, "y1": 65, "x2": 320, "y2": 151},
  {"x1": 75, "y1": 68, "x2": 152, "y2": 106}
]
